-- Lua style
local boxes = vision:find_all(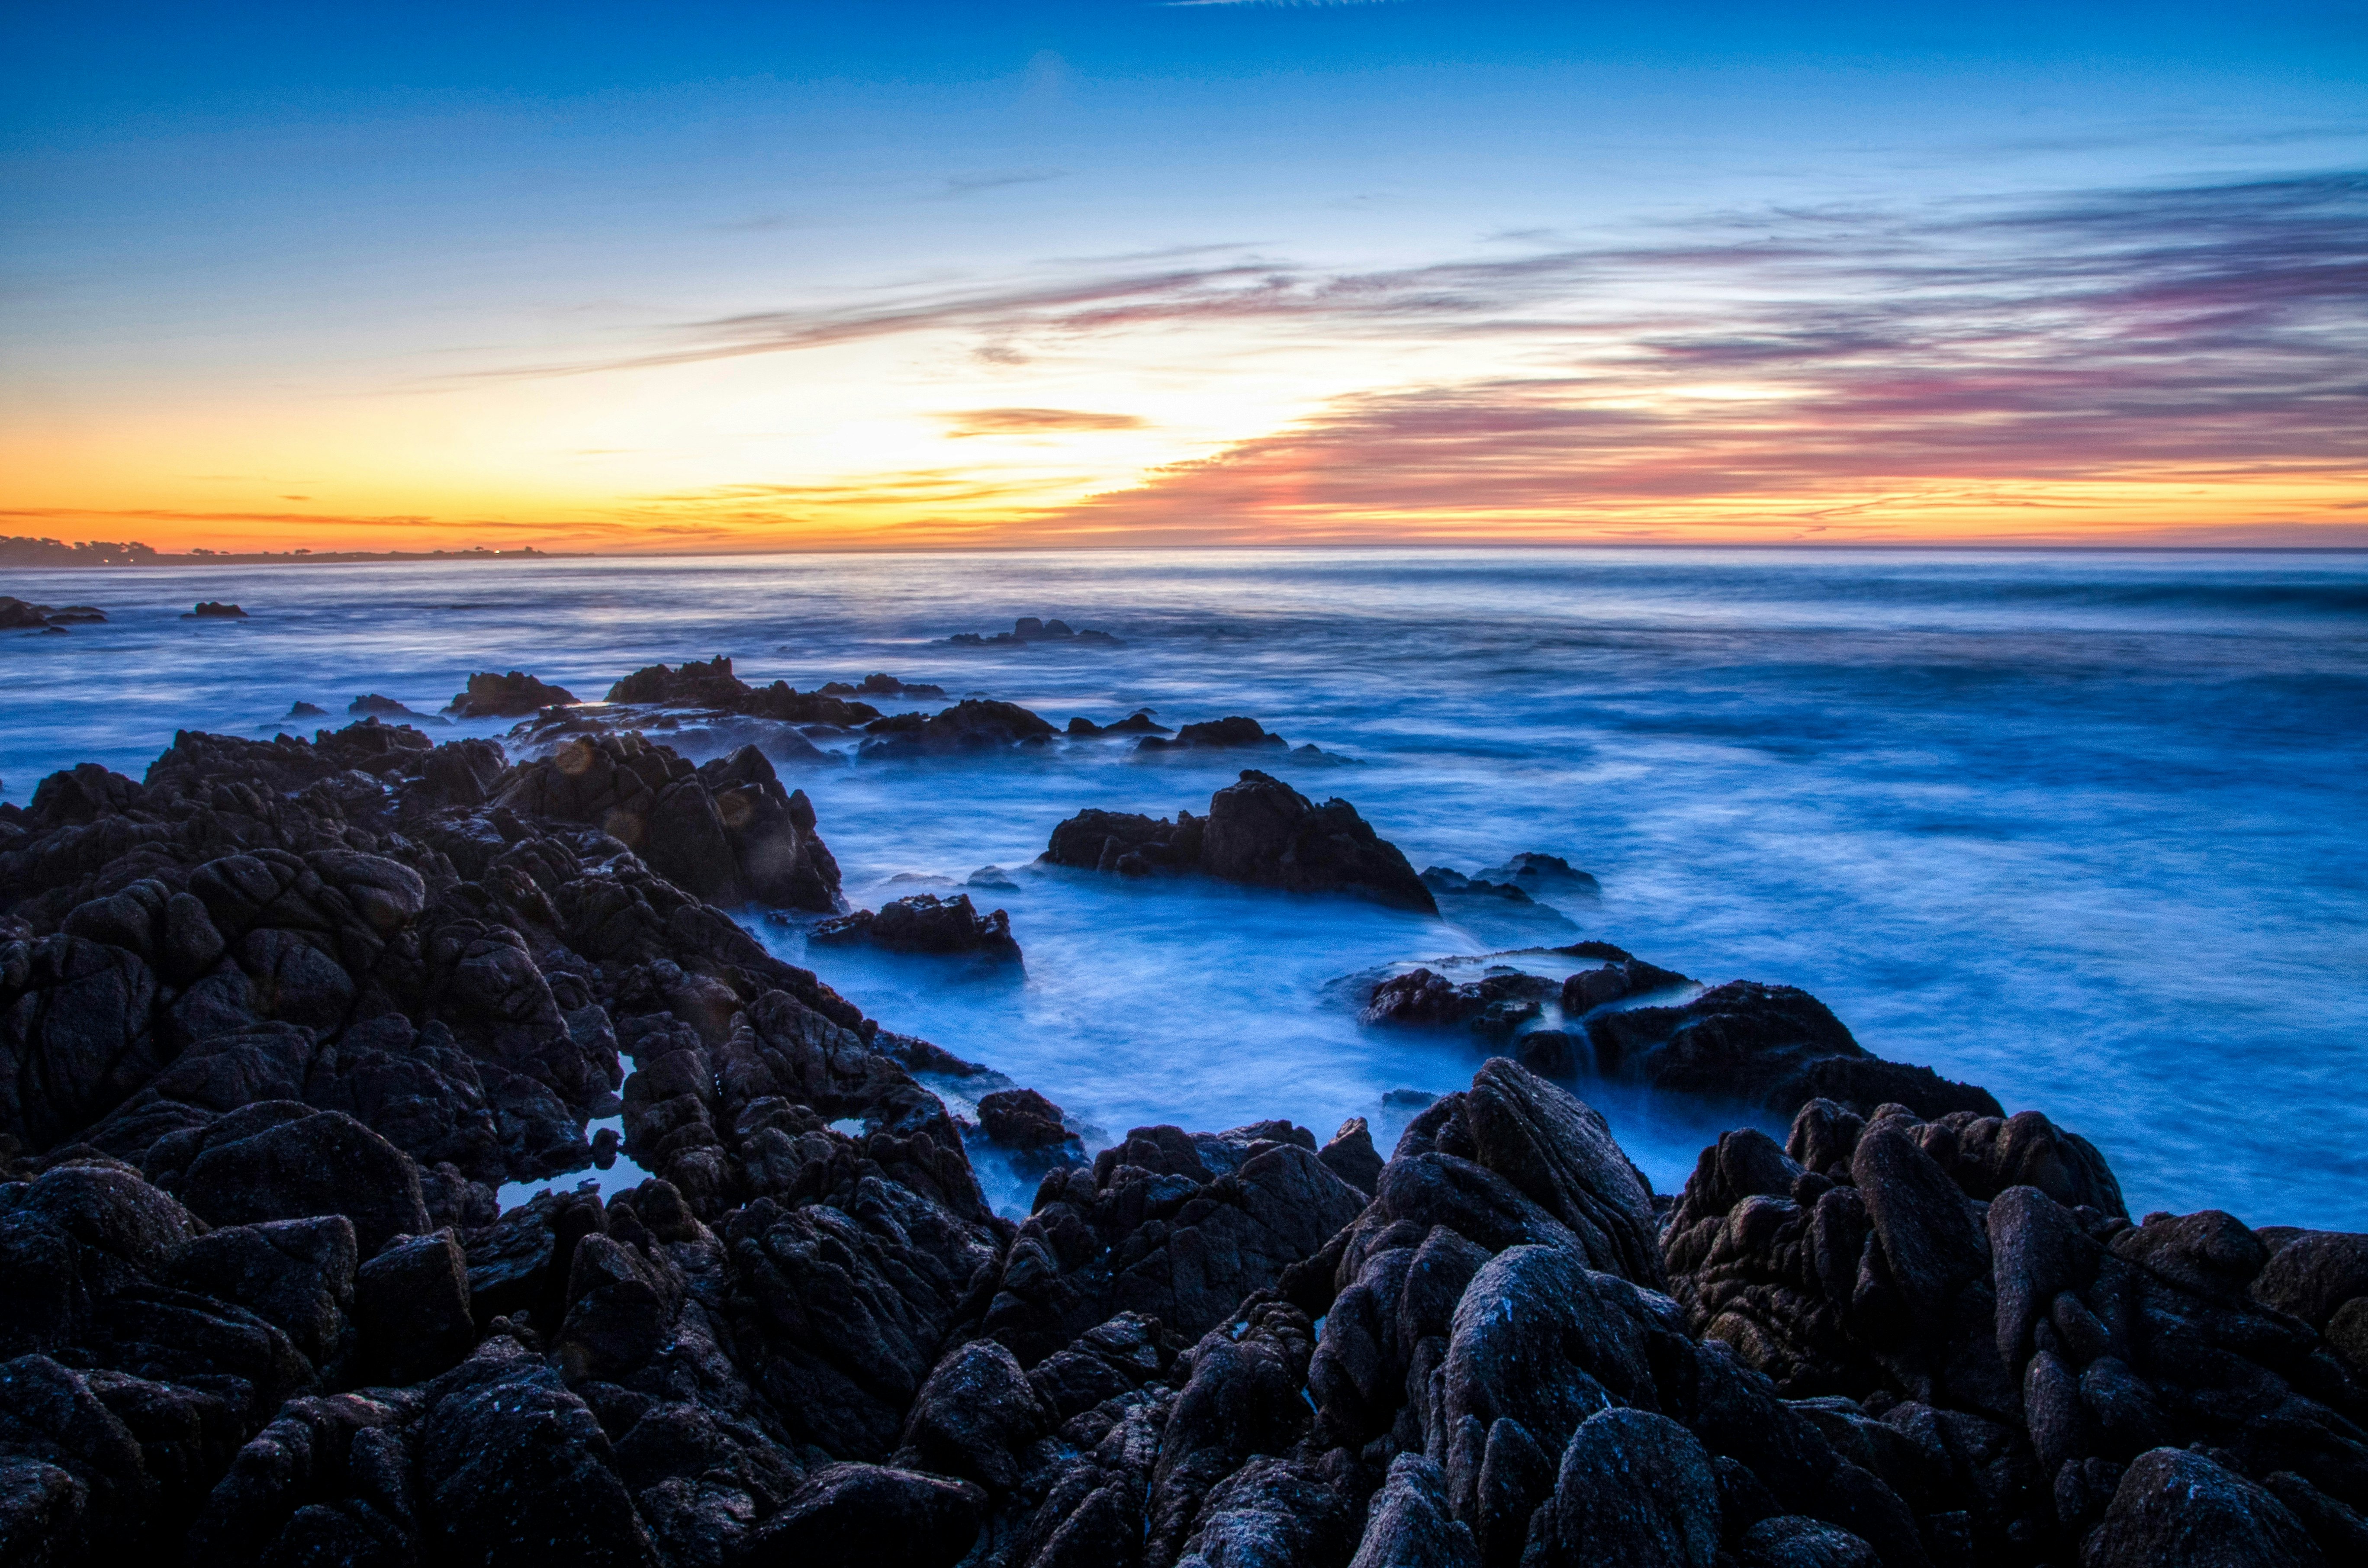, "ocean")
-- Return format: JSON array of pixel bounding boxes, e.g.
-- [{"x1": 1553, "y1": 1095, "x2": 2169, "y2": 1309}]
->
[{"x1": 5, "y1": 547, "x2": 2363, "y2": 1228}]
